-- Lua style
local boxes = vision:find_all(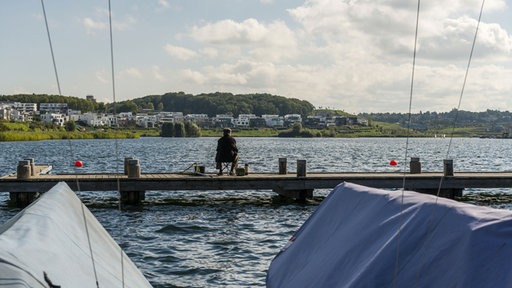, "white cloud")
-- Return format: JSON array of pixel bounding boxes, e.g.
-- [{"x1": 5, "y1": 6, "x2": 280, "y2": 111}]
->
[
  {"x1": 158, "y1": 0, "x2": 170, "y2": 9},
  {"x1": 81, "y1": 9, "x2": 135, "y2": 34},
  {"x1": 120, "y1": 67, "x2": 143, "y2": 79},
  {"x1": 164, "y1": 44, "x2": 198, "y2": 60},
  {"x1": 200, "y1": 47, "x2": 218, "y2": 58},
  {"x1": 190, "y1": 18, "x2": 298, "y2": 61},
  {"x1": 152, "y1": 65, "x2": 166, "y2": 82},
  {"x1": 83, "y1": 17, "x2": 107, "y2": 34},
  {"x1": 182, "y1": 69, "x2": 208, "y2": 84},
  {"x1": 4, "y1": 0, "x2": 511, "y2": 113},
  {"x1": 95, "y1": 70, "x2": 109, "y2": 84}
]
